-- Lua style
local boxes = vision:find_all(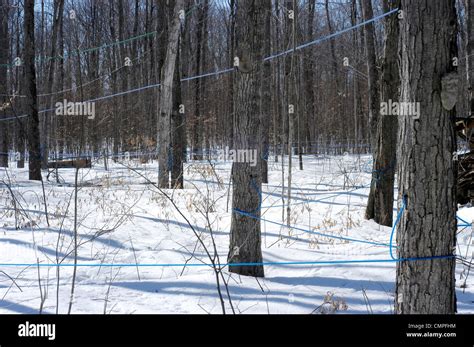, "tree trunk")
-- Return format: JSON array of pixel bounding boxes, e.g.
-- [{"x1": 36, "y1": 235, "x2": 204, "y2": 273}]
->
[
  {"x1": 259, "y1": 0, "x2": 271, "y2": 184},
  {"x1": 56, "y1": 0, "x2": 65, "y2": 161},
  {"x1": 42, "y1": 0, "x2": 65, "y2": 169},
  {"x1": 467, "y1": 0, "x2": 473, "y2": 118},
  {"x1": 228, "y1": 0, "x2": 267, "y2": 278},
  {"x1": 273, "y1": 0, "x2": 281, "y2": 163},
  {"x1": 118, "y1": 0, "x2": 129, "y2": 151},
  {"x1": 192, "y1": 0, "x2": 209, "y2": 160},
  {"x1": 15, "y1": 3, "x2": 25, "y2": 169},
  {"x1": 157, "y1": 0, "x2": 183, "y2": 188},
  {"x1": 285, "y1": 0, "x2": 295, "y2": 226},
  {"x1": 0, "y1": 0, "x2": 8, "y2": 168},
  {"x1": 361, "y1": 0, "x2": 380, "y2": 221},
  {"x1": 395, "y1": 0, "x2": 458, "y2": 314},
  {"x1": 108, "y1": 1, "x2": 119, "y2": 161},
  {"x1": 304, "y1": 0, "x2": 316, "y2": 156},
  {"x1": 325, "y1": 0, "x2": 341, "y2": 139},
  {"x1": 367, "y1": 0, "x2": 400, "y2": 227},
  {"x1": 227, "y1": 0, "x2": 235, "y2": 149},
  {"x1": 171, "y1": 35, "x2": 184, "y2": 189},
  {"x1": 351, "y1": 0, "x2": 359, "y2": 147},
  {"x1": 24, "y1": 0, "x2": 42, "y2": 181}
]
